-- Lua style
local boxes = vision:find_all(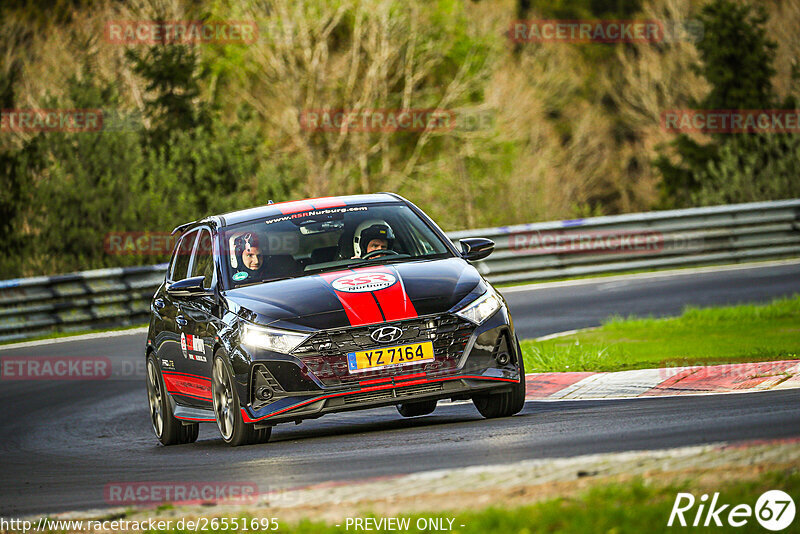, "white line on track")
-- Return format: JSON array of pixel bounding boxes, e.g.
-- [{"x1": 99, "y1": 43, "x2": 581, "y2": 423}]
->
[
  {"x1": 441, "y1": 387, "x2": 798, "y2": 406},
  {"x1": 524, "y1": 387, "x2": 799, "y2": 402},
  {"x1": 534, "y1": 327, "x2": 598, "y2": 341}
]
